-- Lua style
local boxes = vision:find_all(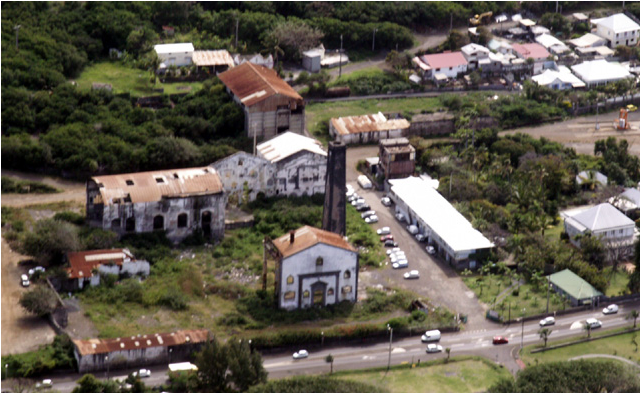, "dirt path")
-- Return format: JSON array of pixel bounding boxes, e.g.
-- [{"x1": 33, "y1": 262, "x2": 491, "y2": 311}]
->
[
  {"x1": 1, "y1": 237, "x2": 56, "y2": 355},
  {"x1": 1, "y1": 170, "x2": 86, "y2": 207}
]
